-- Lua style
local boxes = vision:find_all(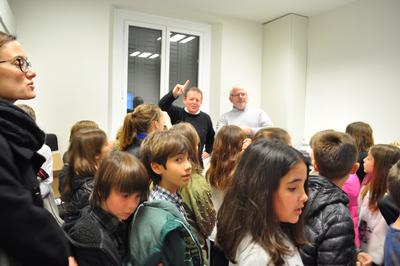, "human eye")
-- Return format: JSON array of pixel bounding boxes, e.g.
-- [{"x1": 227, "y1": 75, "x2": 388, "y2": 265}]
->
[
  {"x1": 120, "y1": 193, "x2": 130, "y2": 199},
  {"x1": 287, "y1": 187, "x2": 297, "y2": 192}
]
